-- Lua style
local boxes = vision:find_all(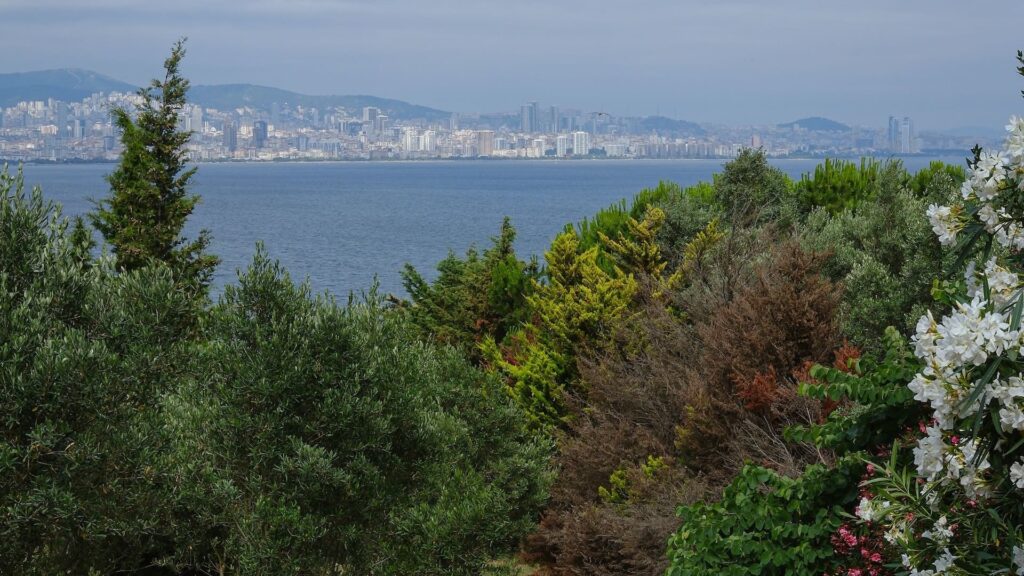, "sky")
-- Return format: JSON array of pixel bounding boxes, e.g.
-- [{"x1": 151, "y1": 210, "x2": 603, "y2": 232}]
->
[{"x1": 2, "y1": 0, "x2": 1023, "y2": 130}]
